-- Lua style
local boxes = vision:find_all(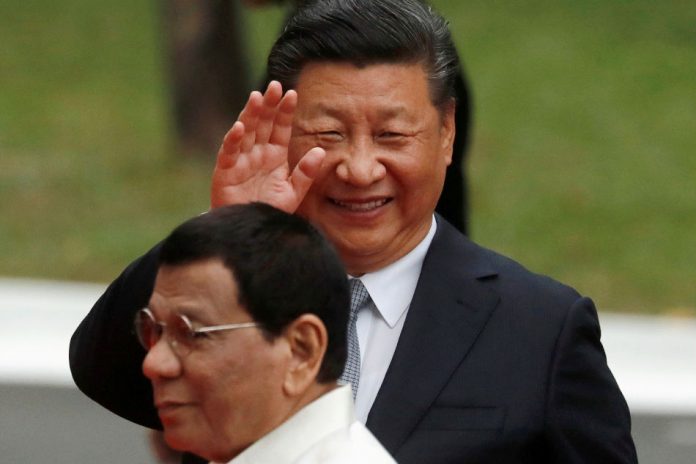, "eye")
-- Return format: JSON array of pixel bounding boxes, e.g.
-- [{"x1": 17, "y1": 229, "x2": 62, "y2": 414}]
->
[
  {"x1": 378, "y1": 131, "x2": 405, "y2": 139},
  {"x1": 316, "y1": 131, "x2": 343, "y2": 142},
  {"x1": 376, "y1": 131, "x2": 409, "y2": 146},
  {"x1": 171, "y1": 314, "x2": 214, "y2": 348}
]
